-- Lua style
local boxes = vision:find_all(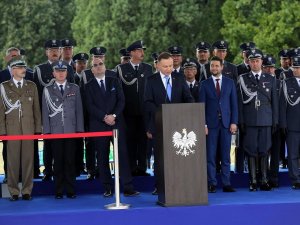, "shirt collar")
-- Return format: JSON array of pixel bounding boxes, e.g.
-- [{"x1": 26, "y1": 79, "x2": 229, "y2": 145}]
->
[
  {"x1": 13, "y1": 78, "x2": 24, "y2": 88},
  {"x1": 186, "y1": 80, "x2": 196, "y2": 86},
  {"x1": 55, "y1": 81, "x2": 67, "y2": 89},
  {"x1": 96, "y1": 75, "x2": 106, "y2": 83},
  {"x1": 130, "y1": 61, "x2": 139, "y2": 69},
  {"x1": 252, "y1": 70, "x2": 262, "y2": 77},
  {"x1": 212, "y1": 75, "x2": 222, "y2": 82}
]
